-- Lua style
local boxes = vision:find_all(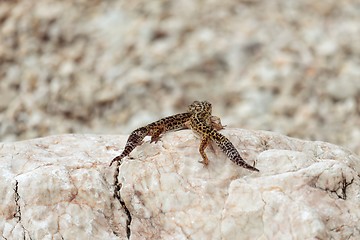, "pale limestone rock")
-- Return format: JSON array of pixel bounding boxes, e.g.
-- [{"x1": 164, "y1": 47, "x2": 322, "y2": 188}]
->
[
  {"x1": 0, "y1": 129, "x2": 359, "y2": 240},
  {"x1": 0, "y1": 135, "x2": 127, "y2": 240}
]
